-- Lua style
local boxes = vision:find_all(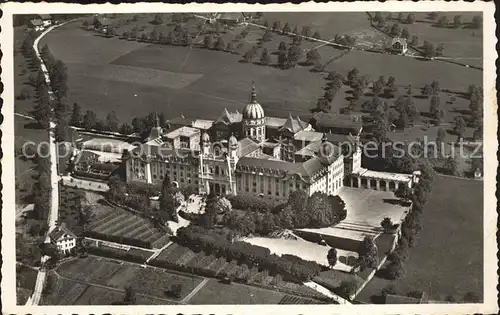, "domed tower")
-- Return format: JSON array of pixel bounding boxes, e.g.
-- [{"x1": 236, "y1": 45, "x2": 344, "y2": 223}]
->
[{"x1": 242, "y1": 82, "x2": 266, "y2": 142}]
